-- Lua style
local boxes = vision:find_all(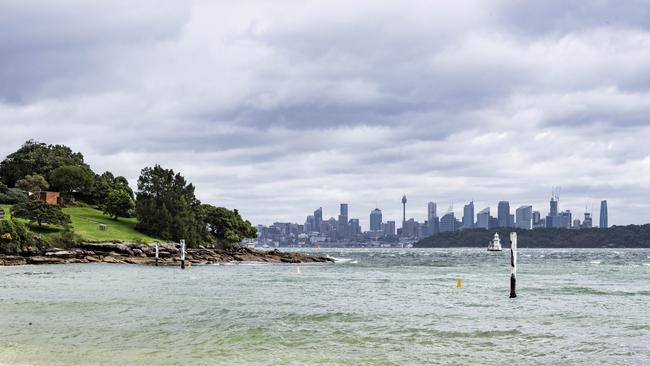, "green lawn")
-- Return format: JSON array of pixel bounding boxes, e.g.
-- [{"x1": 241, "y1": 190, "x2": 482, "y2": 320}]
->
[{"x1": 1, "y1": 204, "x2": 160, "y2": 243}]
